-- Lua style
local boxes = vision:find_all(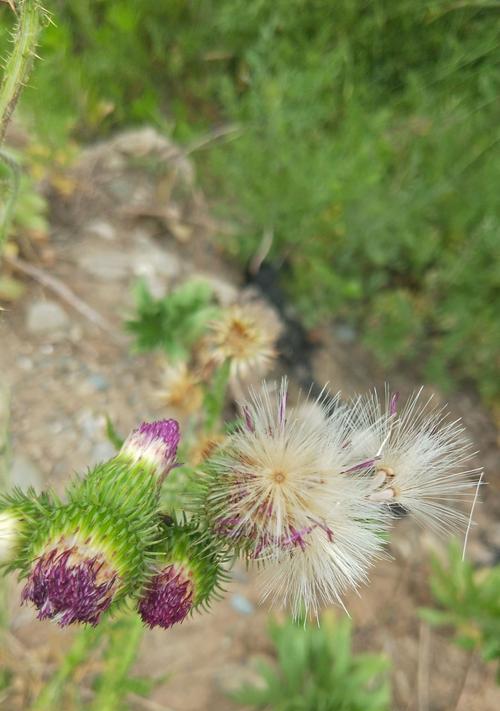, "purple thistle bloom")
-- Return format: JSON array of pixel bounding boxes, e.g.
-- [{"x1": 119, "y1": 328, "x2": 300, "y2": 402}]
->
[
  {"x1": 21, "y1": 544, "x2": 118, "y2": 626},
  {"x1": 138, "y1": 564, "x2": 194, "y2": 629},
  {"x1": 121, "y1": 419, "x2": 180, "y2": 480}
]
